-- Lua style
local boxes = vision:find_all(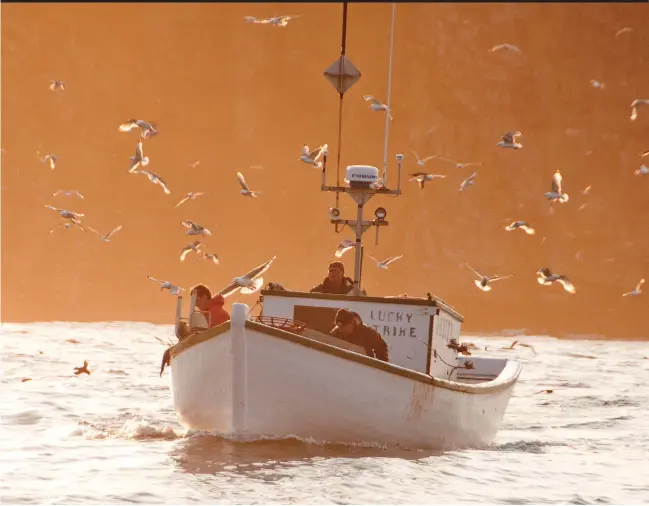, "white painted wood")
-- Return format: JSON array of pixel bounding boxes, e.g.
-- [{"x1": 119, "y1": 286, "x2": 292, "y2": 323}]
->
[
  {"x1": 261, "y1": 293, "x2": 462, "y2": 375},
  {"x1": 169, "y1": 305, "x2": 522, "y2": 450}
]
